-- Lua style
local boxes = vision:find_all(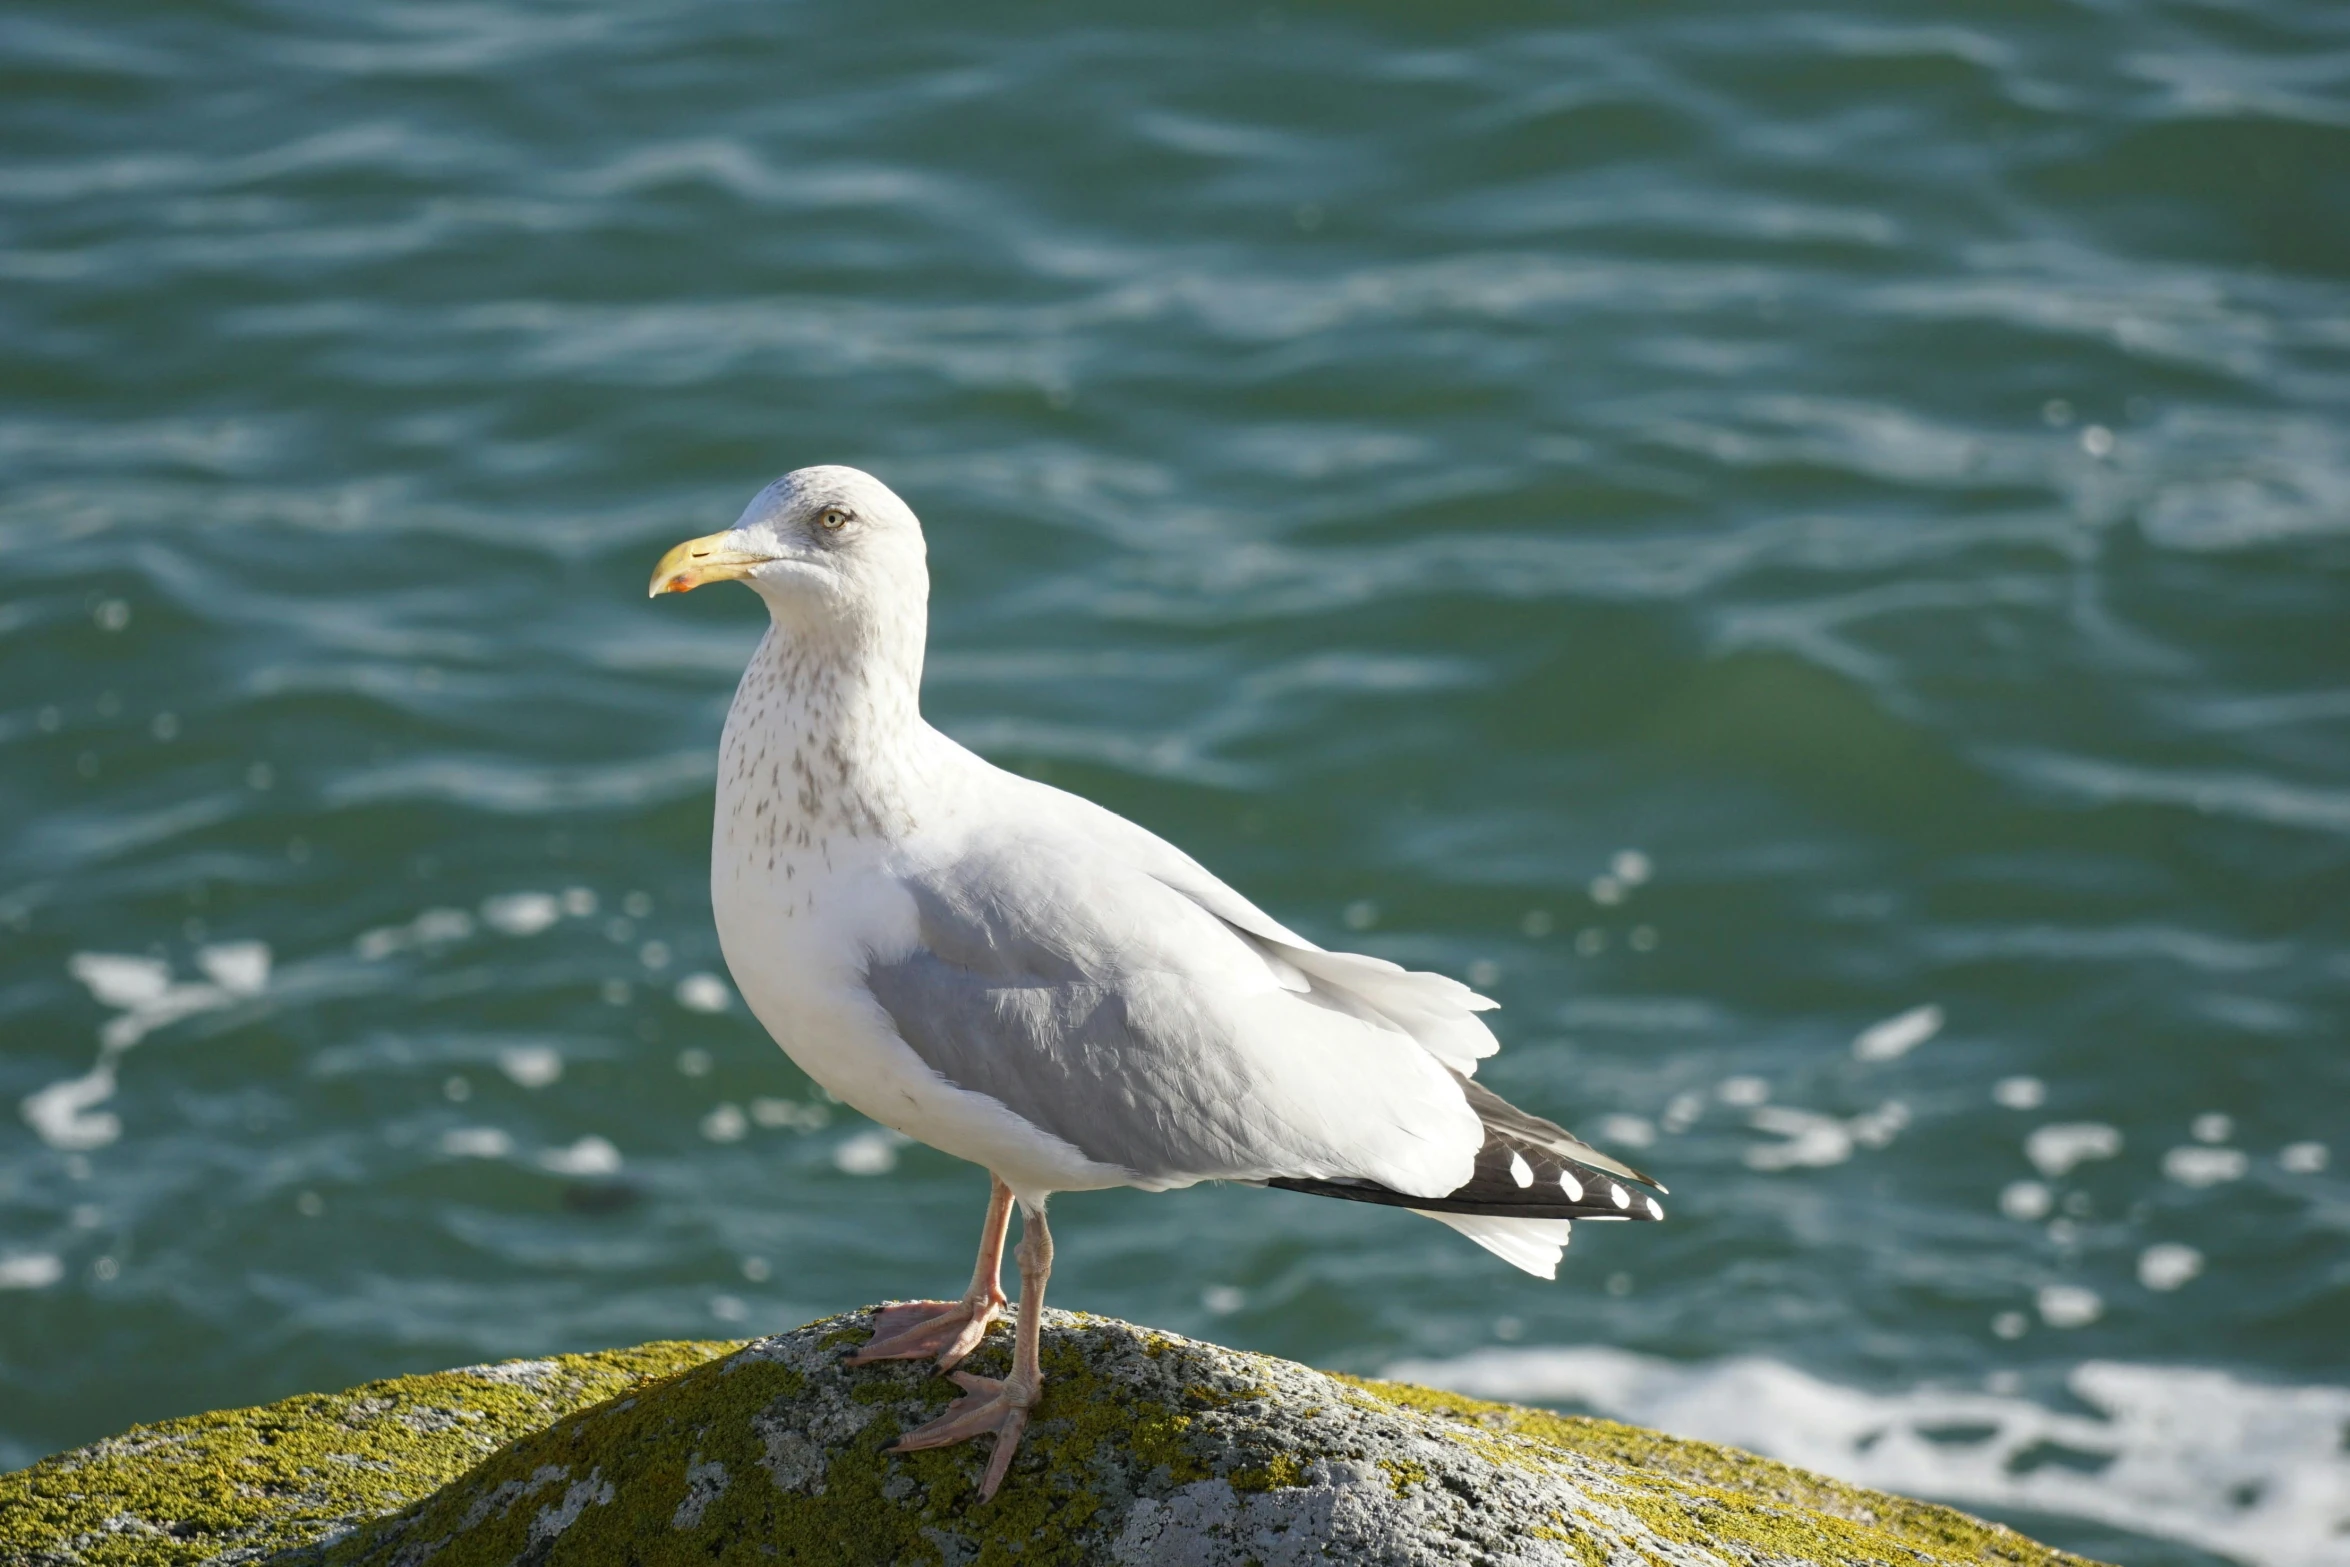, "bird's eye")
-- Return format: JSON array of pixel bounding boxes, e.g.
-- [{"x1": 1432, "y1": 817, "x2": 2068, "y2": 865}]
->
[{"x1": 819, "y1": 508, "x2": 850, "y2": 530}]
